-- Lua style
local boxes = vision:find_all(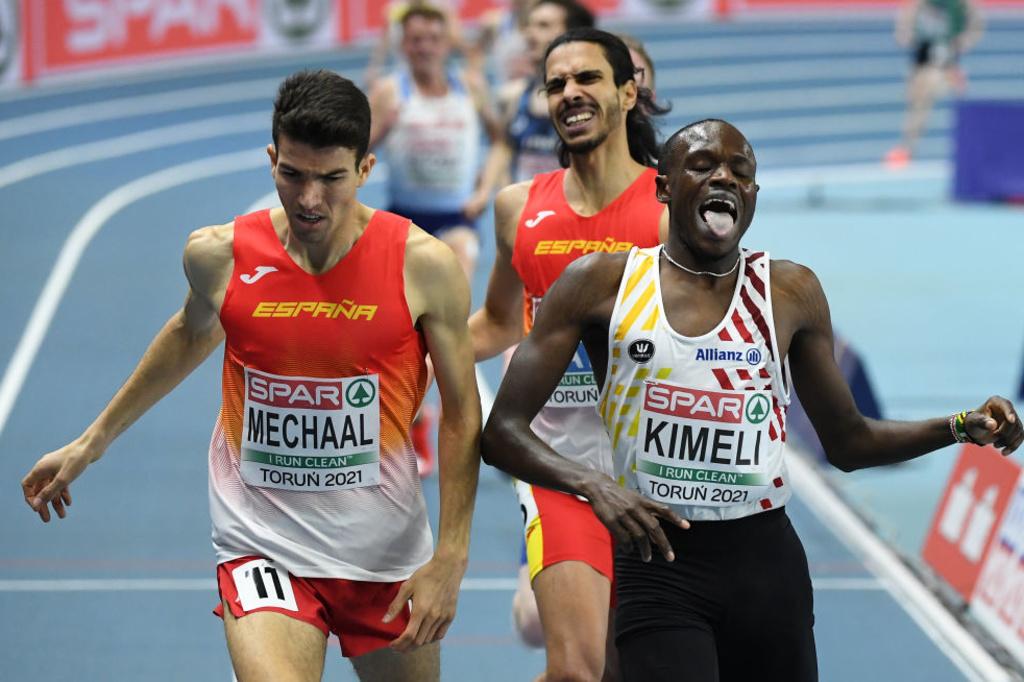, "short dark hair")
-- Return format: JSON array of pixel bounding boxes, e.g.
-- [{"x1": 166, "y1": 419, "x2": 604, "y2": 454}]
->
[
  {"x1": 534, "y1": 0, "x2": 595, "y2": 30},
  {"x1": 544, "y1": 28, "x2": 670, "y2": 168},
  {"x1": 400, "y1": 4, "x2": 446, "y2": 27},
  {"x1": 272, "y1": 70, "x2": 370, "y2": 162},
  {"x1": 658, "y1": 119, "x2": 755, "y2": 175}
]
